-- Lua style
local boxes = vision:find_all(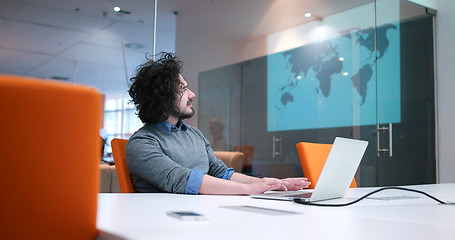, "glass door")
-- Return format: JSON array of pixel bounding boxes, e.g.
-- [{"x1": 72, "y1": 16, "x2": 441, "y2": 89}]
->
[
  {"x1": 199, "y1": 0, "x2": 379, "y2": 179},
  {"x1": 373, "y1": 0, "x2": 436, "y2": 186},
  {"x1": 240, "y1": 1, "x2": 380, "y2": 180},
  {"x1": 197, "y1": 0, "x2": 436, "y2": 186}
]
